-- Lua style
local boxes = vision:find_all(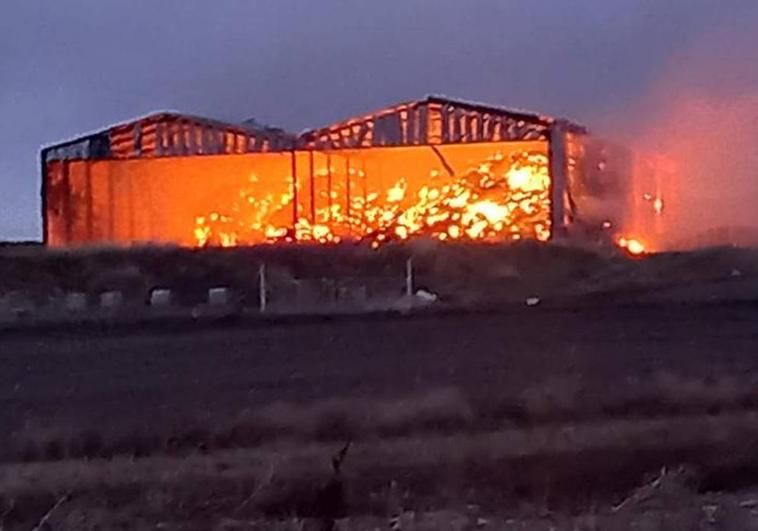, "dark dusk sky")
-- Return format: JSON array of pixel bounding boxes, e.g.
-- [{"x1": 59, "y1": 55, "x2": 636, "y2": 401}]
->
[{"x1": 1, "y1": 1, "x2": 757, "y2": 240}]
